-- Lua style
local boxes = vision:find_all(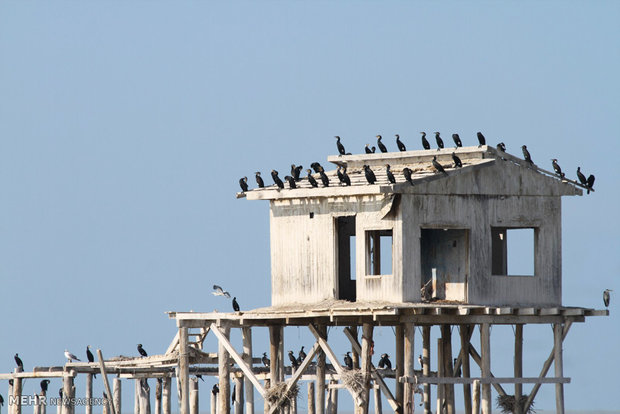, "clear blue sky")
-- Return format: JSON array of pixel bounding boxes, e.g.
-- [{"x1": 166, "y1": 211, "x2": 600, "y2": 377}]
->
[{"x1": 1, "y1": 1, "x2": 618, "y2": 411}]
